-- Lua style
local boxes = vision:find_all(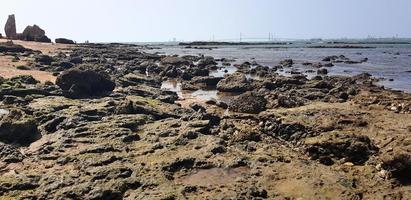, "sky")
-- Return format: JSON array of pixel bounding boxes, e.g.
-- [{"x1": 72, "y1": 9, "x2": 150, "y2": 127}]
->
[{"x1": 1, "y1": 0, "x2": 411, "y2": 43}]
